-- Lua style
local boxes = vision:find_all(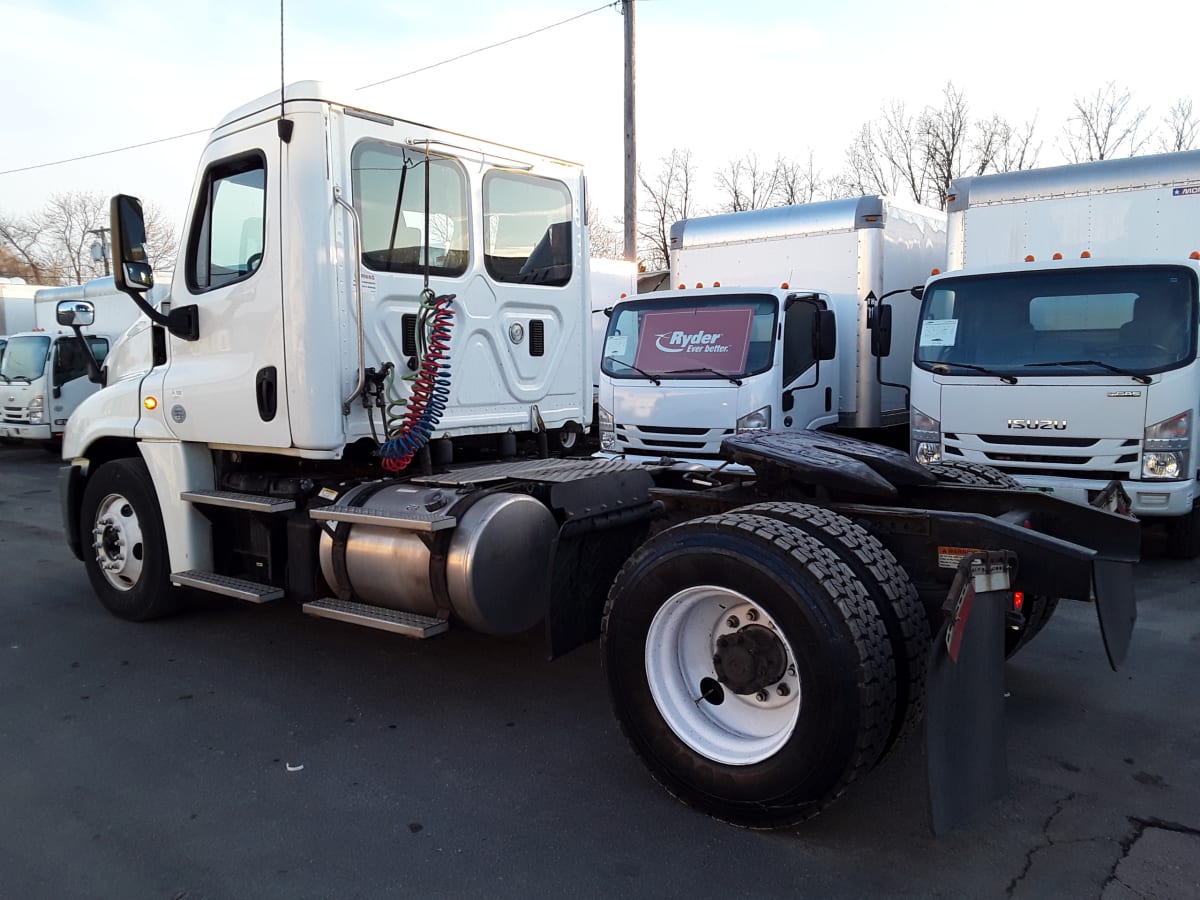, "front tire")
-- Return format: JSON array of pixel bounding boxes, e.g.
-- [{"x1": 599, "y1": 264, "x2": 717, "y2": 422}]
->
[
  {"x1": 602, "y1": 513, "x2": 895, "y2": 828},
  {"x1": 79, "y1": 457, "x2": 179, "y2": 621}
]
